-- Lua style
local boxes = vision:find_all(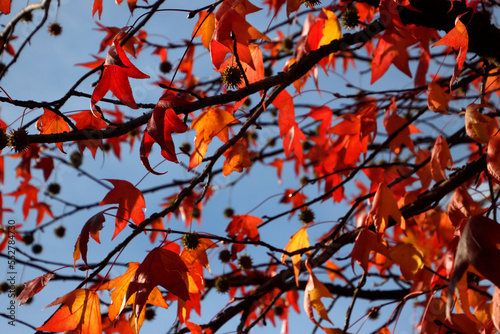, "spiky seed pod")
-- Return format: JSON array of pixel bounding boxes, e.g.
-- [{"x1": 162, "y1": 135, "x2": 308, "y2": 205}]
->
[
  {"x1": 32, "y1": 244, "x2": 43, "y2": 254},
  {"x1": 7, "y1": 128, "x2": 29, "y2": 153},
  {"x1": 180, "y1": 142, "x2": 191, "y2": 154},
  {"x1": 218, "y1": 249, "x2": 231, "y2": 263},
  {"x1": 159, "y1": 61, "x2": 172, "y2": 74},
  {"x1": 47, "y1": 183, "x2": 61, "y2": 195},
  {"x1": 299, "y1": 208, "x2": 315, "y2": 224},
  {"x1": 341, "y1": 6, "x2": 360, "y2": 30},
  {"x1": 70, "y1": 151, "x2": 83, "y2": 168},
  {"x1": 48, "y1": 22, "x2": 63, "y2": 36},
  {"x1": 238, "y1": 254, "x2": 253, "y2": 270},
  {"x1": 144, "y1": 308, "x2": 156, "y2": 321},
  {"x1": 182, "y1": 232, "x2": 200, "y2": 251},
  {"x1": 221, "y1": 65, "x2": 243, "y2": 89},
  {"x1": 303, "y1": 0, "x2": 322, "y2": 8},
  {"x1": 215, "y1": 276, "x2": 230, "y2": 293},
  {"x1": 23, "y1": 233, "x2": 34, "y2": 245},
  {"x1": 281, "y1": 38, "x2": 294, "y2": 52},
  {"x1": 0, "y1": 282, "x2": 9, "y2": 293},
  {"x1": 223, "y1": 207, "x2": 235, "y2": 218},
  {"x1": 274, "y1": 305, "x2": 284, "y2": 317},
  {"x1": 54, "y1": 226, "x2": 66, "y2": 238}
]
